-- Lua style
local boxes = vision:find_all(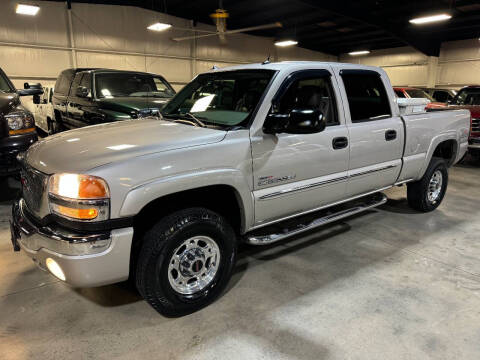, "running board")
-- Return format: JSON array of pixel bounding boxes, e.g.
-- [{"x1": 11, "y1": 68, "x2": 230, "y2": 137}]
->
[{"x1": 245, "y1": 193, "x2": 387, "y2": 245}]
